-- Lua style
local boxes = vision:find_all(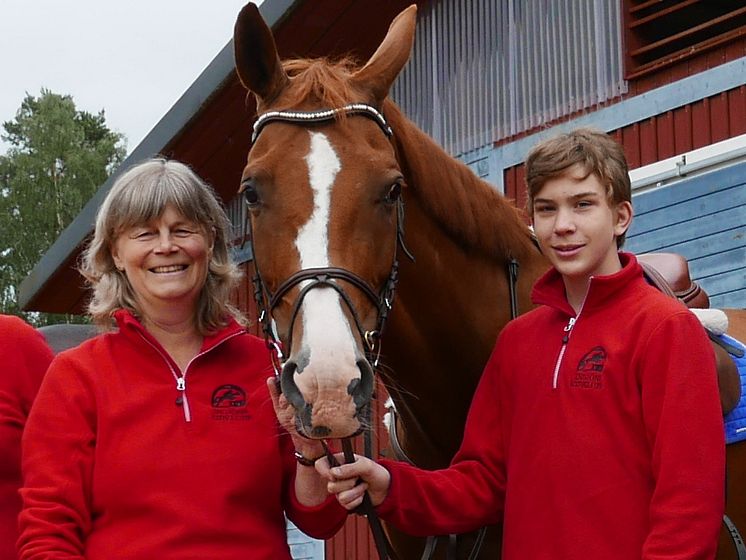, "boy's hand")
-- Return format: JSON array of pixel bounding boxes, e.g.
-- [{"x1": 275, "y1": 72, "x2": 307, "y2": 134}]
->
[{"x1": 316, "y1": 454, "x2": 391, "y2": 508}]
